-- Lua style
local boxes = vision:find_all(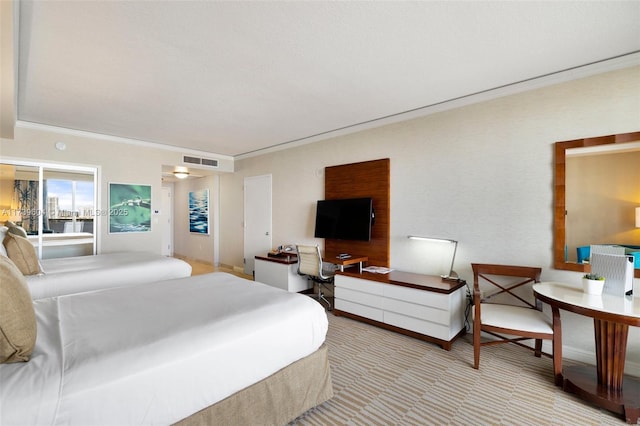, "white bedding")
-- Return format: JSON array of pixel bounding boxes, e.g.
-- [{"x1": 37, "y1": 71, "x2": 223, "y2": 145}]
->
[
  {"x1": 26, "y1": 252, "x2": 192, "y2": 300},
  {"x1": 0, "y1": 272, "x2": 328, "y2": 425}
]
